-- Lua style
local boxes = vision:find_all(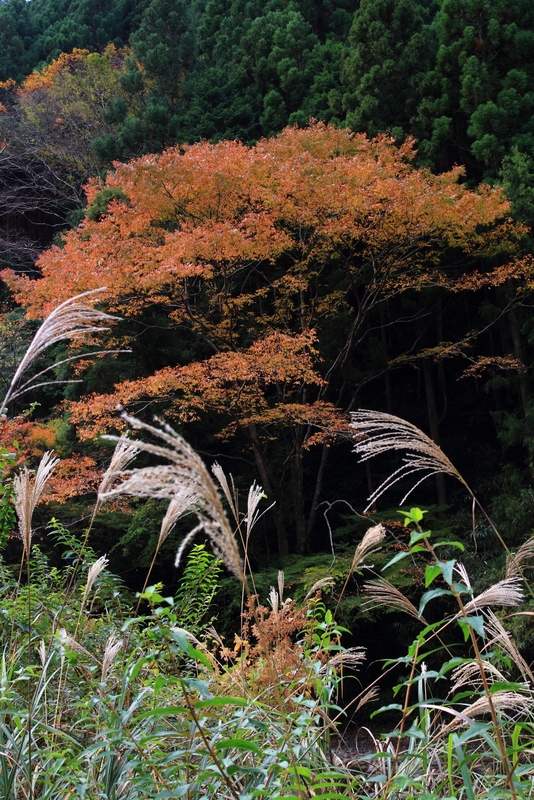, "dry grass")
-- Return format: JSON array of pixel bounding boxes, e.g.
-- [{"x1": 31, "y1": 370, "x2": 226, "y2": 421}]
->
[
  {"x1": 506, "y1": 535, "x2": 534, "y2": 579},
  {"x1": 461, "y1": 578, "x2": 524, "y2": 615},
  {"x1": 350, "y1": 410, "x2": 470, "y2": 510},
  {"x1": 362, "y1": 577, "x2": 422, "y2": 621},
  {"x1": 13, "y1": 450, "x2": 59, "y2": 557},
  {"x1": 101, "y1": 414, "x2": 245, "y2": 583},
  {"x1": 1, "y1": 288, "x2": 121, "y2": 412}
]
